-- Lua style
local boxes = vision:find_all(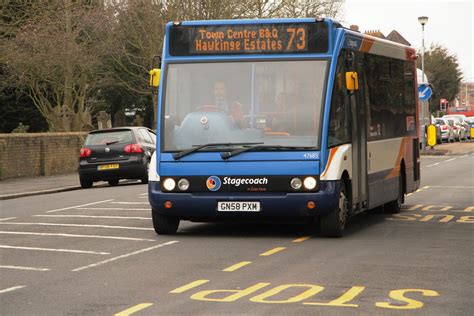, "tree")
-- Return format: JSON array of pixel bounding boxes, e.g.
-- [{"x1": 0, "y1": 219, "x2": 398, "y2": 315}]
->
[
  {"x1": 417, "y1": 44, "x2": 462, "y2": 111},
  {"x1": 2, "y1": 1, "x2": 113, "y2": 131}
]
